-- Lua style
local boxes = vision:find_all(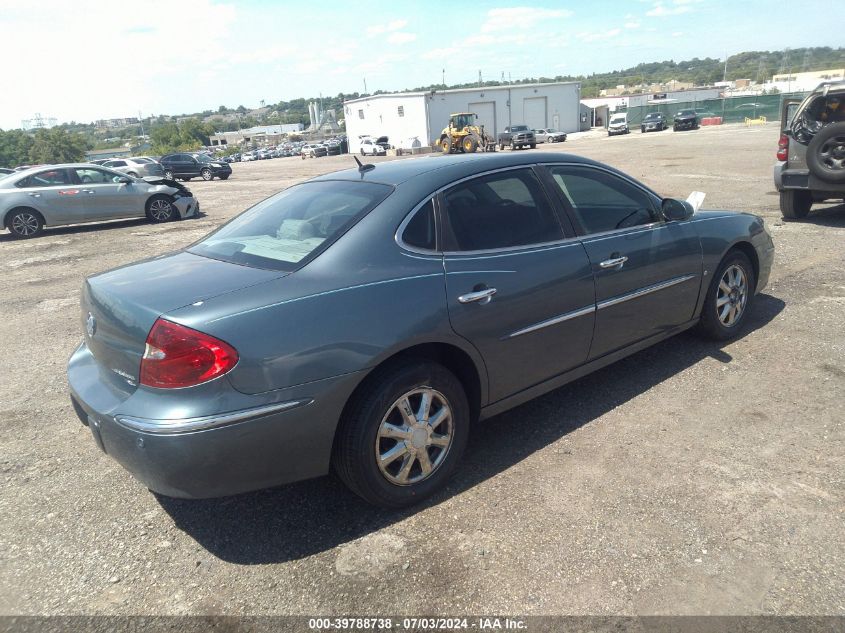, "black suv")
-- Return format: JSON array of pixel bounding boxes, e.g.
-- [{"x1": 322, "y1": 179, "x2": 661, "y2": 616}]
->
[
  {"x1": 673, "y1": 109, "x2": 700, "y2": 131},
  {"x1": 774, "y1": 81, "x2": 845, "y2": 219},
  {"x1": 641, "y1": 112, "x2": 668, "y2": 133},
  {"x1": 159, "y1": 153, "x2": 232, "y2": 181}
]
